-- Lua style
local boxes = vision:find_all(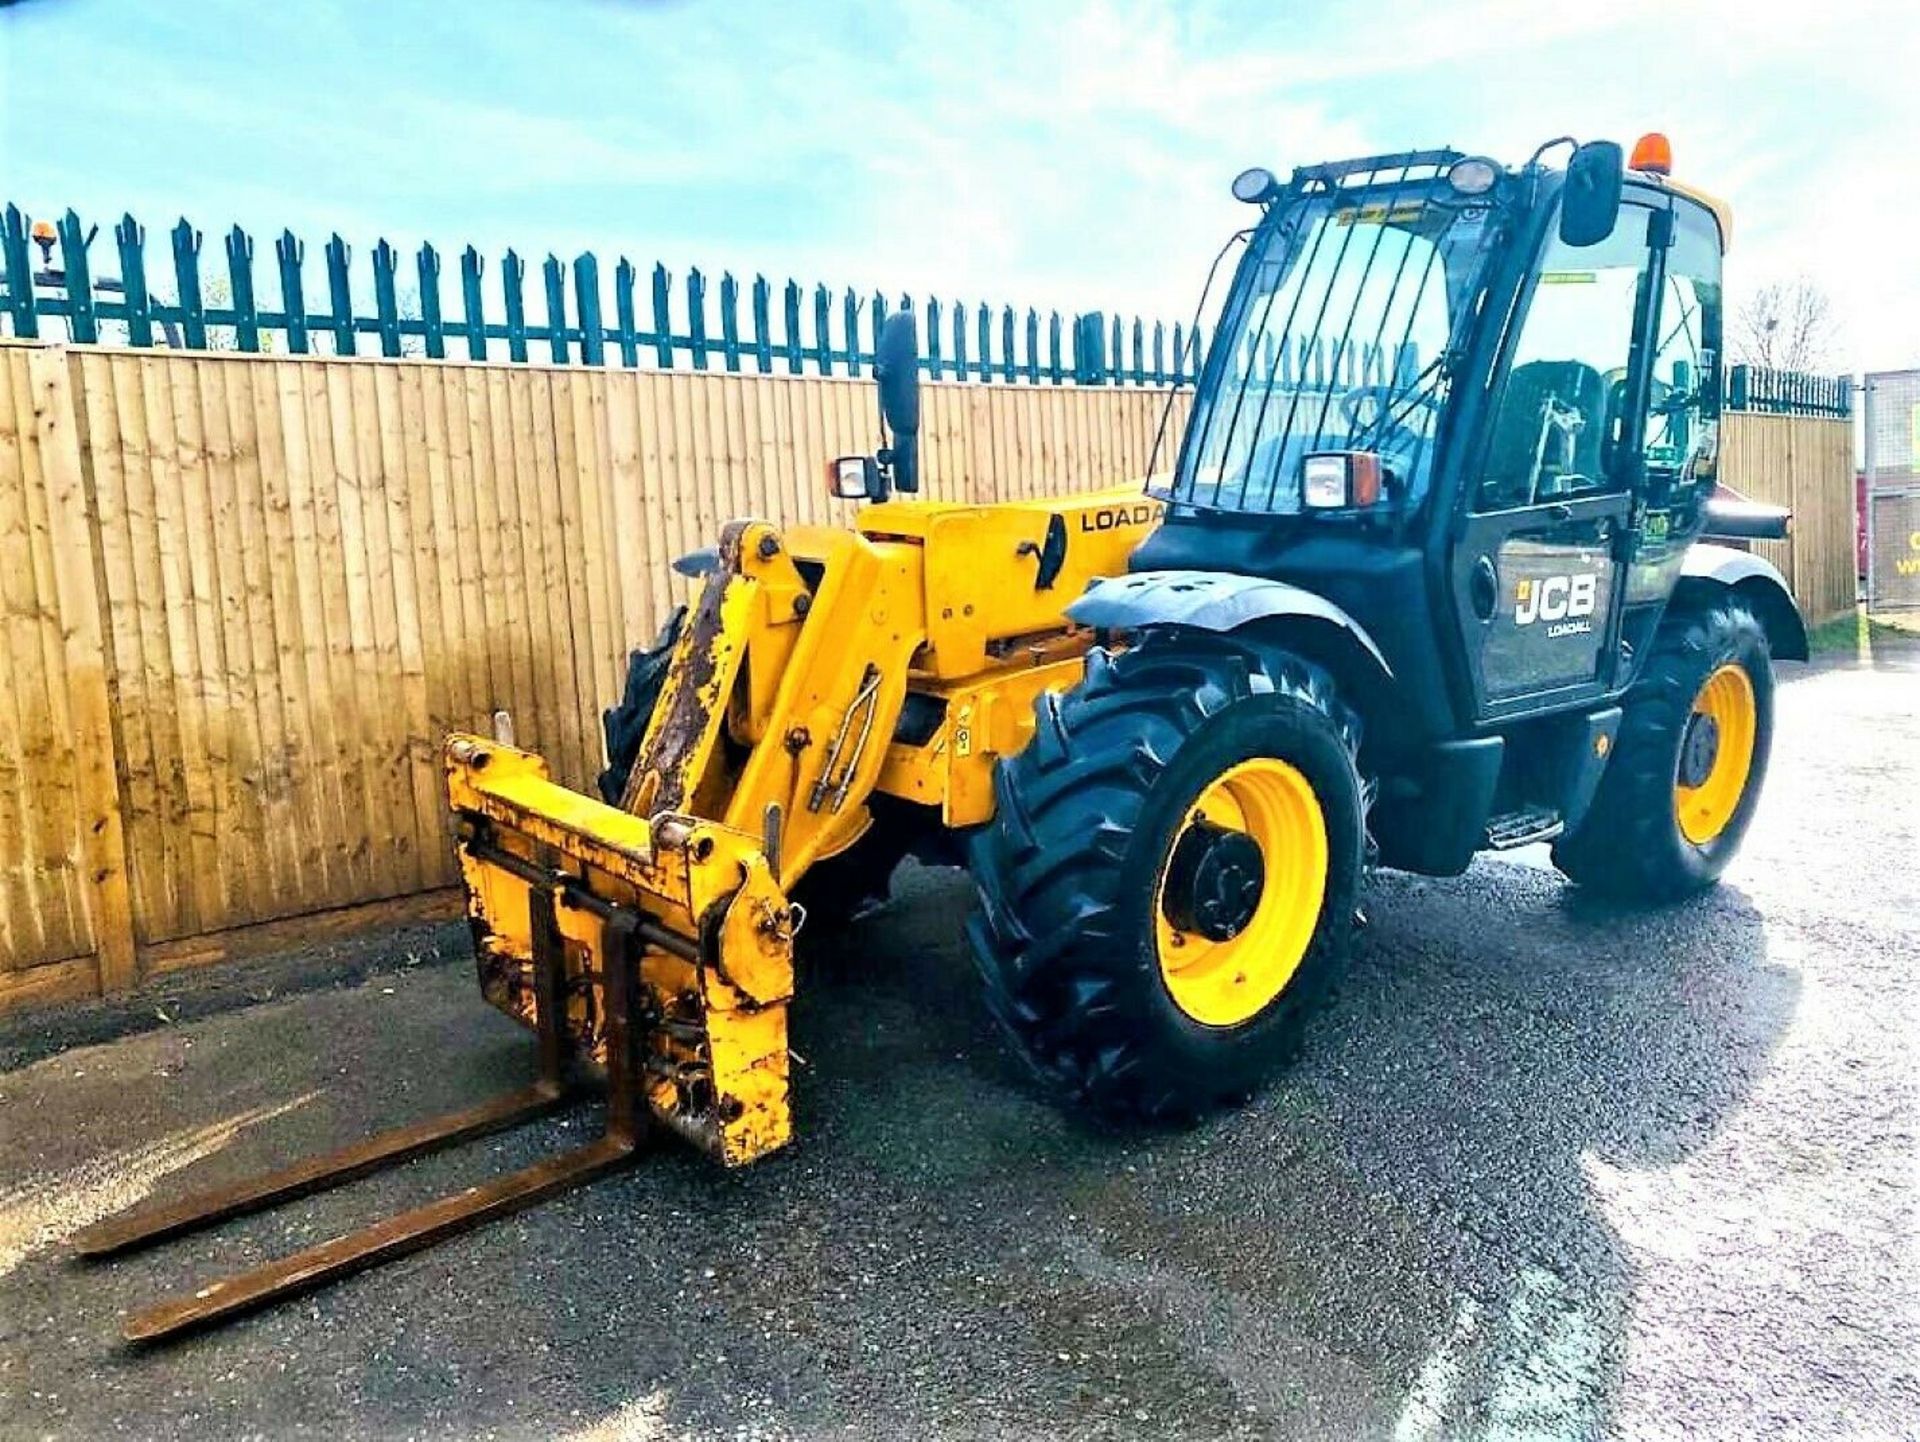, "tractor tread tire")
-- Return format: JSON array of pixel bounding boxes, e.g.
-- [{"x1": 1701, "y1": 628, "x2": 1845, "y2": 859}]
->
[
  {"x1": 1552, "y1": 597, "x2": 1774, "y2": 902},
  {"x1": 598, "y1": 608, "x2": 687, "y2": 806},
  {"x1": 966, "y1": 629, "x2": 1363, "y2": 1124}
]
